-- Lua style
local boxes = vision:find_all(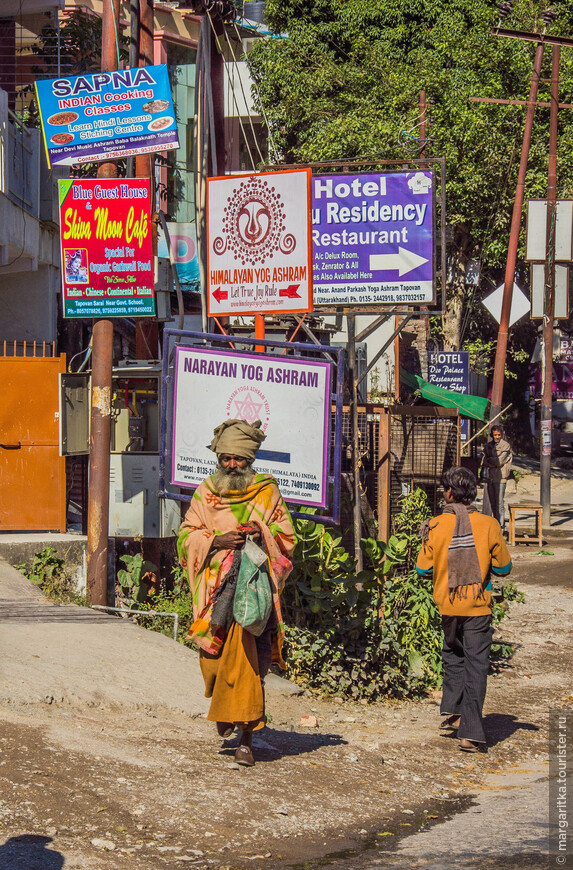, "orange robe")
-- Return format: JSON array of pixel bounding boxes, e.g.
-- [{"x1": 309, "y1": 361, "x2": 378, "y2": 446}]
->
[{"x1": 178, "y1": 474, "x2": 296, "y2": 727}]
